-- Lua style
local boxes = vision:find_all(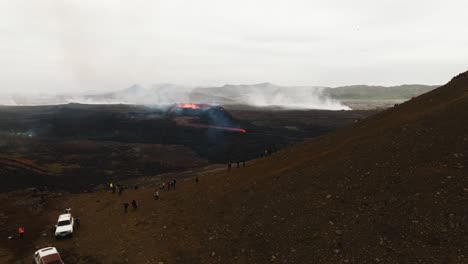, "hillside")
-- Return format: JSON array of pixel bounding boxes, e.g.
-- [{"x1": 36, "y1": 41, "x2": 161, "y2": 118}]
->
[
  {"x1": 0, "y1": 156, "x2": 54, "y2": 190},
  {"x1": 1, "y1": 71, "x2": 467, "y2": 263}
]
